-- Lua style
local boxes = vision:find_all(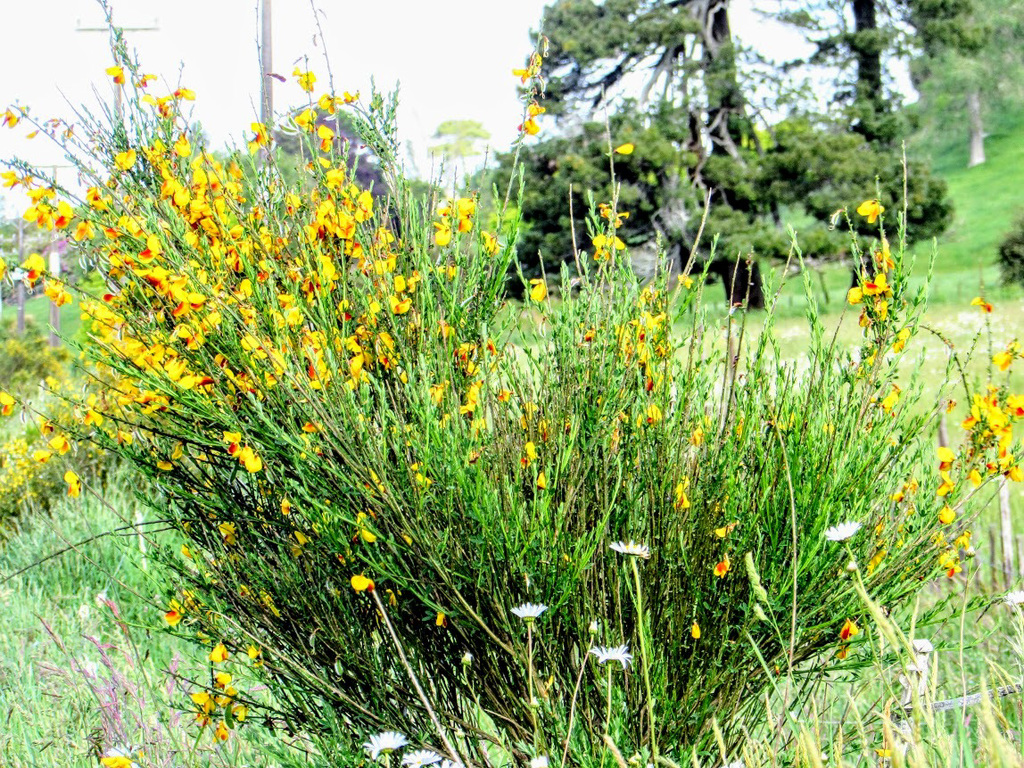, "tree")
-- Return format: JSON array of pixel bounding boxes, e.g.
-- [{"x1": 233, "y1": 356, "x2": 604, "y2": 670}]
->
[
  {"x1": 429, "y1": 119, "x2": 491, "y2": 185},
  {"x1": 909, "y1": 0, "x2": 1024, "y2": 167},
  {"x1": 541, "y1": 0, "x2": 752, "y2": 158}
]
